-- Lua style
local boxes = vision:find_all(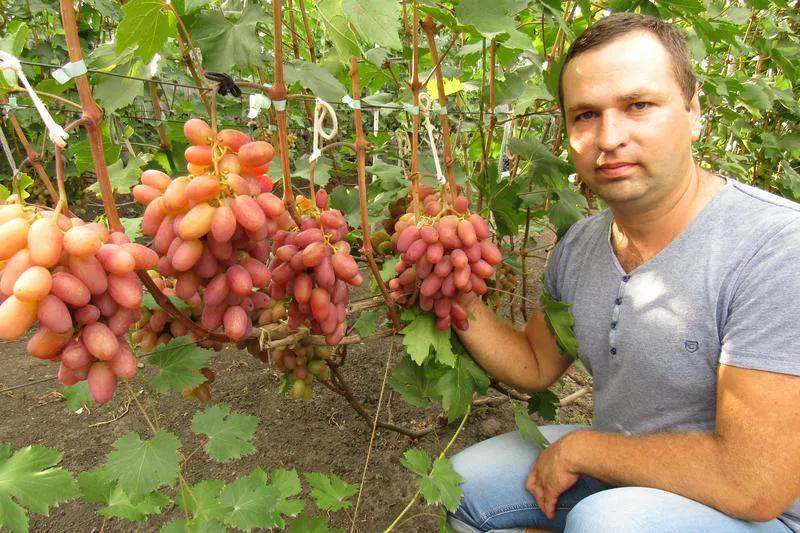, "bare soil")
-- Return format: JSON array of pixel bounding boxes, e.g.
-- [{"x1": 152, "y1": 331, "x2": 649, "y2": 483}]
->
[{"x1": 0, "y1": 255, "x2": 593, "y2": 532}]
